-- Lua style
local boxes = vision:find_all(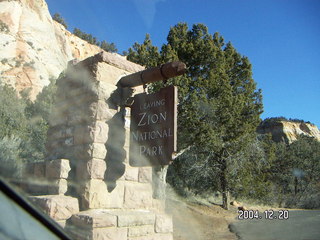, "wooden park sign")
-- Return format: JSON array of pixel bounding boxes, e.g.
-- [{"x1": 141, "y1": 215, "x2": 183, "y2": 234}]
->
[
  {"x1": 129, "y1": 86, "x2": 178, "y2": 167},
  {"x1": 118, "y1": 61, "x2": 185, "y2": 167}
]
